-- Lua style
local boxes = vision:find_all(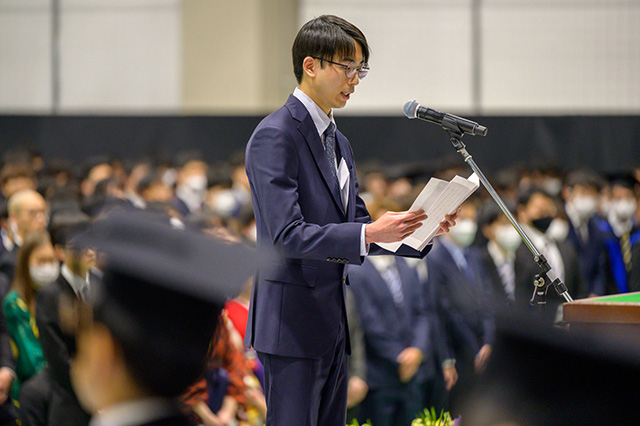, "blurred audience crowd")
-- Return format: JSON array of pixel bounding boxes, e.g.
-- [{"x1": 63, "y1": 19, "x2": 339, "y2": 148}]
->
[{"x1": 0, "y1": 146, "x2": 637, "y2": 426}]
